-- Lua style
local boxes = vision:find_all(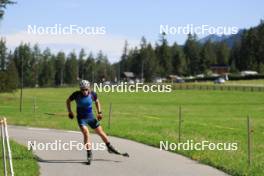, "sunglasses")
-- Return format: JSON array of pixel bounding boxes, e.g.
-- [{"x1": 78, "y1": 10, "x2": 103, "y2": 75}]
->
[{"x1": 81, "y1": 89, "x2": 89, "y2": 92}]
